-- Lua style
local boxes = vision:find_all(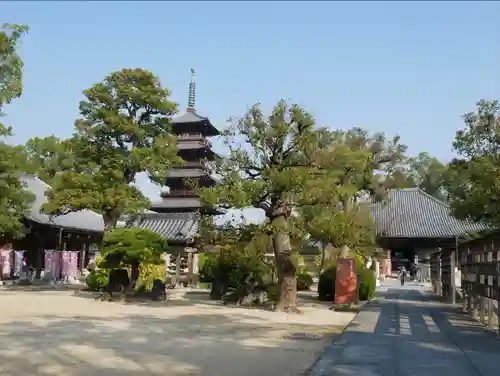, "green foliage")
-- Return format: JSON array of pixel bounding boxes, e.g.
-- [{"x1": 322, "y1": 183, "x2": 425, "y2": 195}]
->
[
  {"x1": 296, "y1": 271, "x2": 313, "y2": 291},
  {"x1": 445, "y1": 100, "x2": 500, "y2": 226},
  {"x1": 199, "y1": 101, "x2": 331, "y2": 214},
  {"x1": 135, "y1": 264, "x2": 165, "y2": 292},
  {"x1": 298, "y1": 127, "x2": 407, "y2": 264},
  {"x1": 198, "y1": 220, "x2": 273, "y2": 288},
  {"x1": 358, "y1": 268, "x2": 376, "y2": 301},
  {"x1": 406, "y1": 152, "x2": 448, "y2": 200},
  {"x1": 300, "y1": 204, "x2": 375, "y2": 253},
  {"x1": 99, "y1": 228, "x2": 168, "y2": 269},
  {"x1": 265, "y1": 283, "x2": 278, "y2": 302},
  {"x1": 384, "y1": 152, "x2": 448, "y2": 201},
  {"x1": 41, "y1": 68, "x2": 183, "y2": 228},
  {"x1": 86, "y1": 269, "x2": 109, "y2": 291},
  {"x1": 0, "y1": 23, "x2": 29, "y2": 122},
  {"x1": 0, "y1": 138, "x2": 35, "y2": 239},
  {"x1": 200, "y1": 243, "x2": 271, "y2": 289},
  {"x1": 0, "y1": 23, "x2": 34, "y2": 239},
  {"x1": 23, "y1": 136, "x2": 75, "y2": 184}
]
